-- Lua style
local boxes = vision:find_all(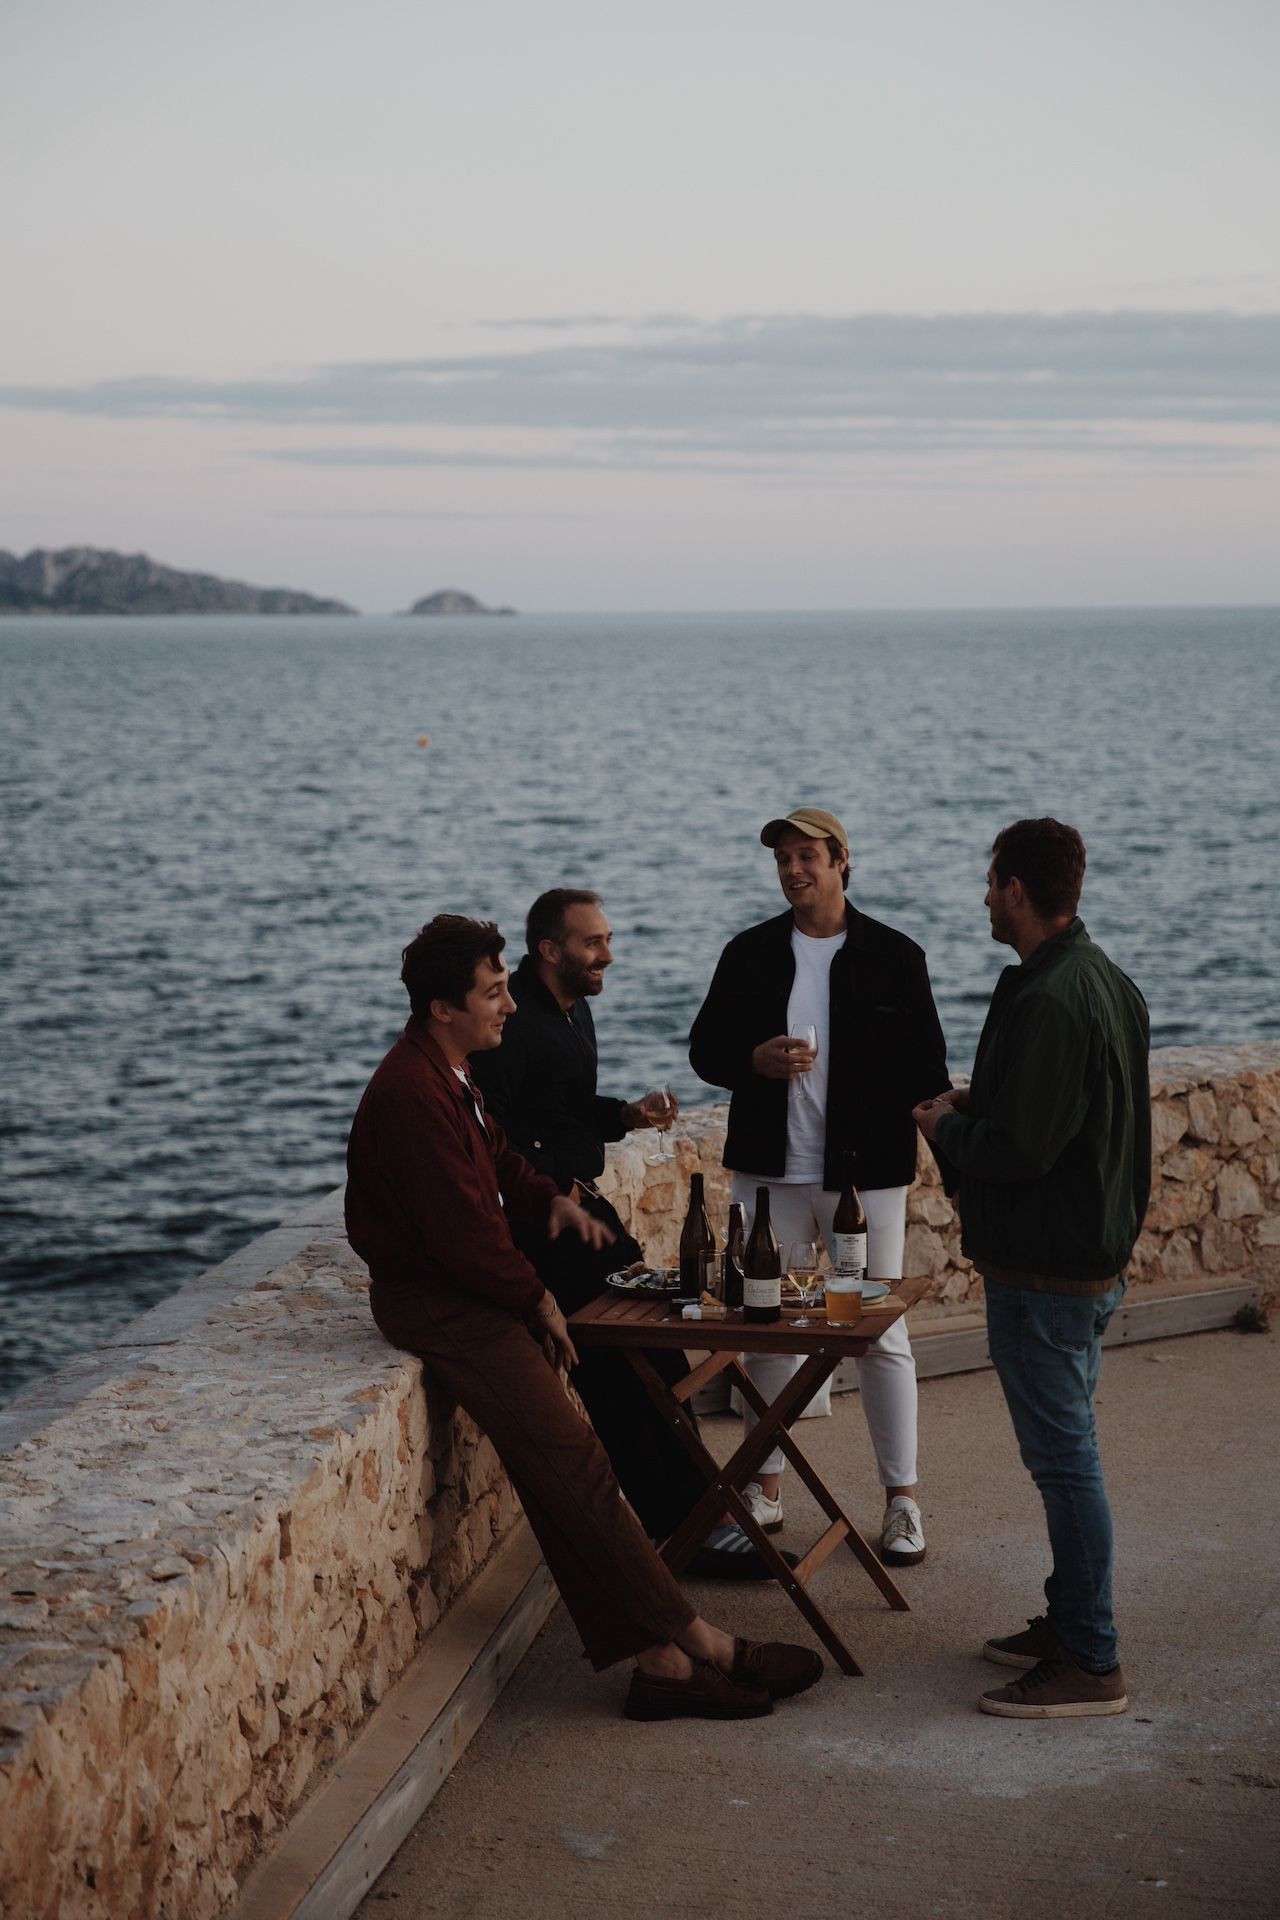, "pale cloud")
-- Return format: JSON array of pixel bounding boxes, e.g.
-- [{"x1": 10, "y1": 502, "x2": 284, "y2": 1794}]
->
[
  {"x1": 1102, "y1": 271, "x2": 1280, "y2": 300},
  {"x1": 3, "y1": 313, "x2": 1278, "y2": 480},
  {"x1": 269, "y1": 506, "x2": 599, "y2": 521},
  {"x1": 261, "y1": 428, "x2": 1268, "y2": 478}
]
